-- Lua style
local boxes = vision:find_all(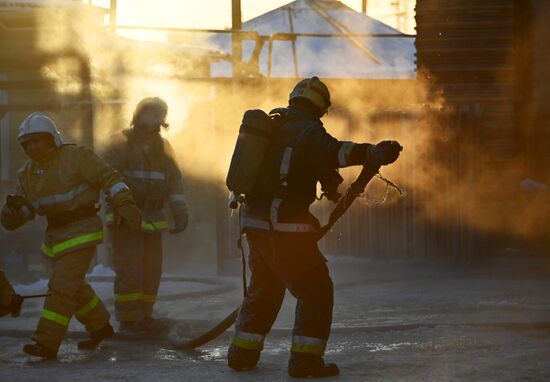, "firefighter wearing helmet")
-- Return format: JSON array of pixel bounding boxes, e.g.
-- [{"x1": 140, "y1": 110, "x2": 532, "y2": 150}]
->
[
  {"x1": 102, "y1": 97, "x2": 189, "y2": 334},
  {"x1": 226, "y1": 77, "x2": 402, "y2": 377},
  {"x1": 0, "y1": 112, "x2": 142, "y2": 358}
]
